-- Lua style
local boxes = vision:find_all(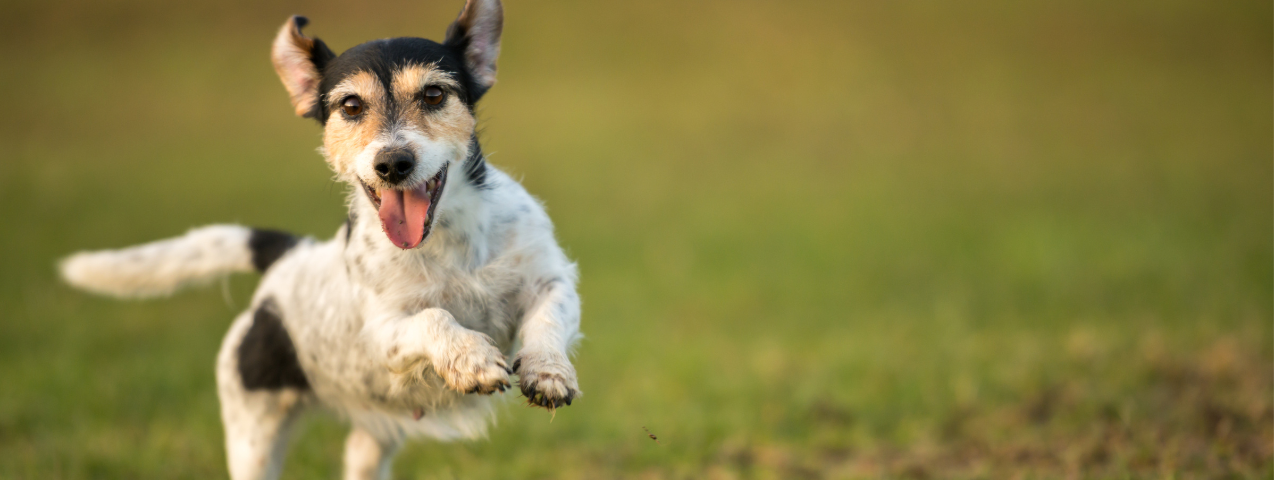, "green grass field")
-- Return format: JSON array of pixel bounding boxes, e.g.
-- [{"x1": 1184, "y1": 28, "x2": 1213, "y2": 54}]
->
[{"x1": 1, "y1": 0, "x2": 1270, "y2": 478}]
